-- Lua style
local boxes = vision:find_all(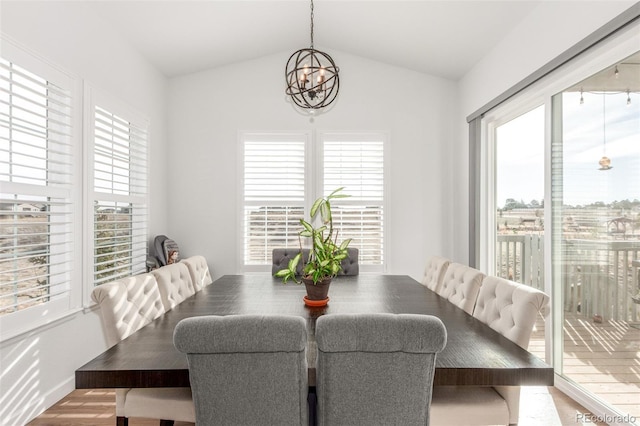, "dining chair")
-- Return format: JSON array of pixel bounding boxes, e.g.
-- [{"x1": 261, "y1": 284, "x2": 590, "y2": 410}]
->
[
  {"x1": 430, "y1": 275, "x2": 550, "y2": 425},
  {"x1": 315, "y1": 313, "x2": 447, "y2": 426},
  {"x1": 173, "y1": 314, "x2": 309, "y2": 426},
  {"x1": 421, "y1": 255, "x2": 451, "y2": 292},
  {"x1": 337, "y1": 247, "x2": 359, "y2": 275},
  {"x1": 272, "y1": 248, "x2": 311, "y2": 276},
  {"x1": 151, "y1": 262, "x2": 196, "y2": 311},
  {"x1": 437, "y1": 262, "x2": 485, "y2": 314},
  {"x1": 181, "y1": 255, "x2": 213, "y2": 291},
  {"x1": 91, "y1": 275, "x2": 194, "y2": 426}
]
